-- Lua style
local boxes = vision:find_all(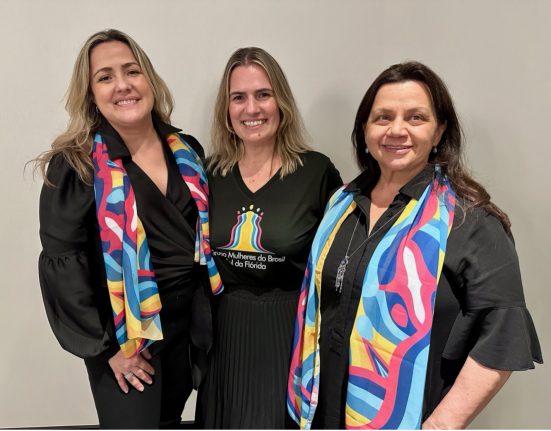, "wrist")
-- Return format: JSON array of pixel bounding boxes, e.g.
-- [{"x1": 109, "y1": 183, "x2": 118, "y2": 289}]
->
[{"x1": 423, "y1": 410, "x2": 465, "y2": 430}]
